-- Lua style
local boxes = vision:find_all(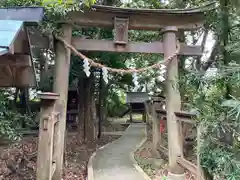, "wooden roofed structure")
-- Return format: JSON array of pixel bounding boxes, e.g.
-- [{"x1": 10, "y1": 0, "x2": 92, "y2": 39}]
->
[
  {"x1": 0, "y1": 7, "x2": 44, "y2": 87},
  {"x1": 126, "y1": 92, "x2": 149, "y2": 122}
]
